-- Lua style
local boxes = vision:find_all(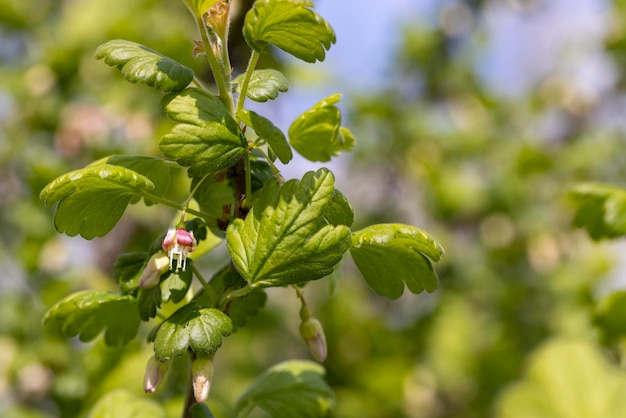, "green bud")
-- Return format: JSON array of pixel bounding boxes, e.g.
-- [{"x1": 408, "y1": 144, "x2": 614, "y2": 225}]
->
[
  {"x1": 299, "y1": 317, "x2": 327, "y2": 362},
  {"x1": 138, "y1": 253, "x2": 169, "y2": 289},
  {"x1": 143, "y1": 356, "x2": 169, "y2": 393},
  {"x1": 192, "y1": 356, "x2": 214, "y2": 403}
]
